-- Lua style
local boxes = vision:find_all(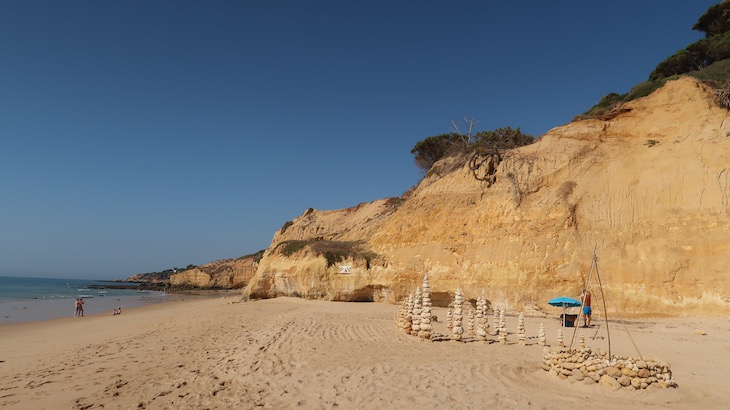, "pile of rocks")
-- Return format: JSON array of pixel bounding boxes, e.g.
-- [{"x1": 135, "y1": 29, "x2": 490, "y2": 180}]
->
[
  {"x1": 517, "y1": 313, "x2": 526, "y2": 346},
  {"x1": 497, "y1": 309, "x2": 507, "y2": 345},
  {"x1": 394, "y1": 297, "x2": 409, "y2": 331},
  {"x1": 411, "y1": 287, "x2": 423, "y2": 336},
  {"x1": 541, "y1": 347, "x2": 677, "y2": 390},
  {"x1": 418, "y1": 274, "x2": 433, "y2": 340},
  {"x1": 452, "y1": 288, "x2": 464, "y2": 342},
  {"x1": 476, "y1": 289, "x2": 489, "y2": 340}
]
